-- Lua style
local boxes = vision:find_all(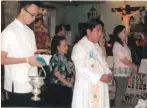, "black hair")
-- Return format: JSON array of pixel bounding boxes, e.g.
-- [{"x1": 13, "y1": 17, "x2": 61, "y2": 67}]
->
[
  {"x1": 55, "y1": 24, "x2": 65, "y2": 34},
  {"x1": 35, "y1": 17, "x2": 44, "y2": 23},
  {"x1": 51, "y1": 36, "x2": 66, "y2": 55},
  {"x1": 112, "y1": 25, "x2": 125, "y2": 46},
  {"x1": 77, "y1": 18, "x2": 104, "y2": 40},
  {"x1": 86, "y1": 18, "x2": 104, "y2": 31},
  {"x1": 121, "y1": 6, "x2": 131, "y2": 16},
  {"x1": 19, "y1": 1, "x2": 41, "y2": 9}
]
